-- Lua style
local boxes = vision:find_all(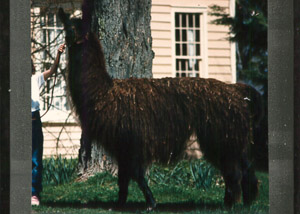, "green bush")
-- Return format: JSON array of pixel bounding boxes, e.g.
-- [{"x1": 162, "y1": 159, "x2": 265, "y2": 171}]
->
[
  {"x1": 42, "y1": 156, "x2": 78, "y2": 185},
  {"x1": 189, "y1": 160, "x2": 221, "y2": 190},
  {"x1": 147, "y1": 159, "x2": 222, "y2": 190}
]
